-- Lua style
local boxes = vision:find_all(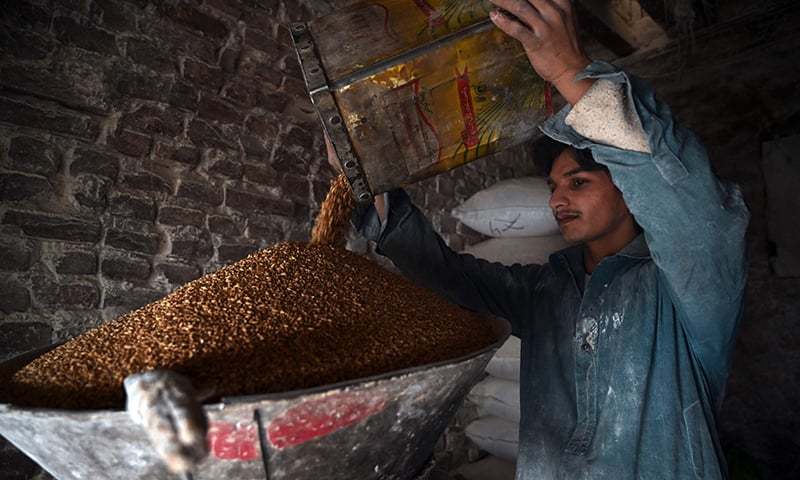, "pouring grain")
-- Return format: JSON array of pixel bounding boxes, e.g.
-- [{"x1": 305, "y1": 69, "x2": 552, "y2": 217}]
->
[{"x1": 1, "y1": 175, "x2": 495, "y2": 410}]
